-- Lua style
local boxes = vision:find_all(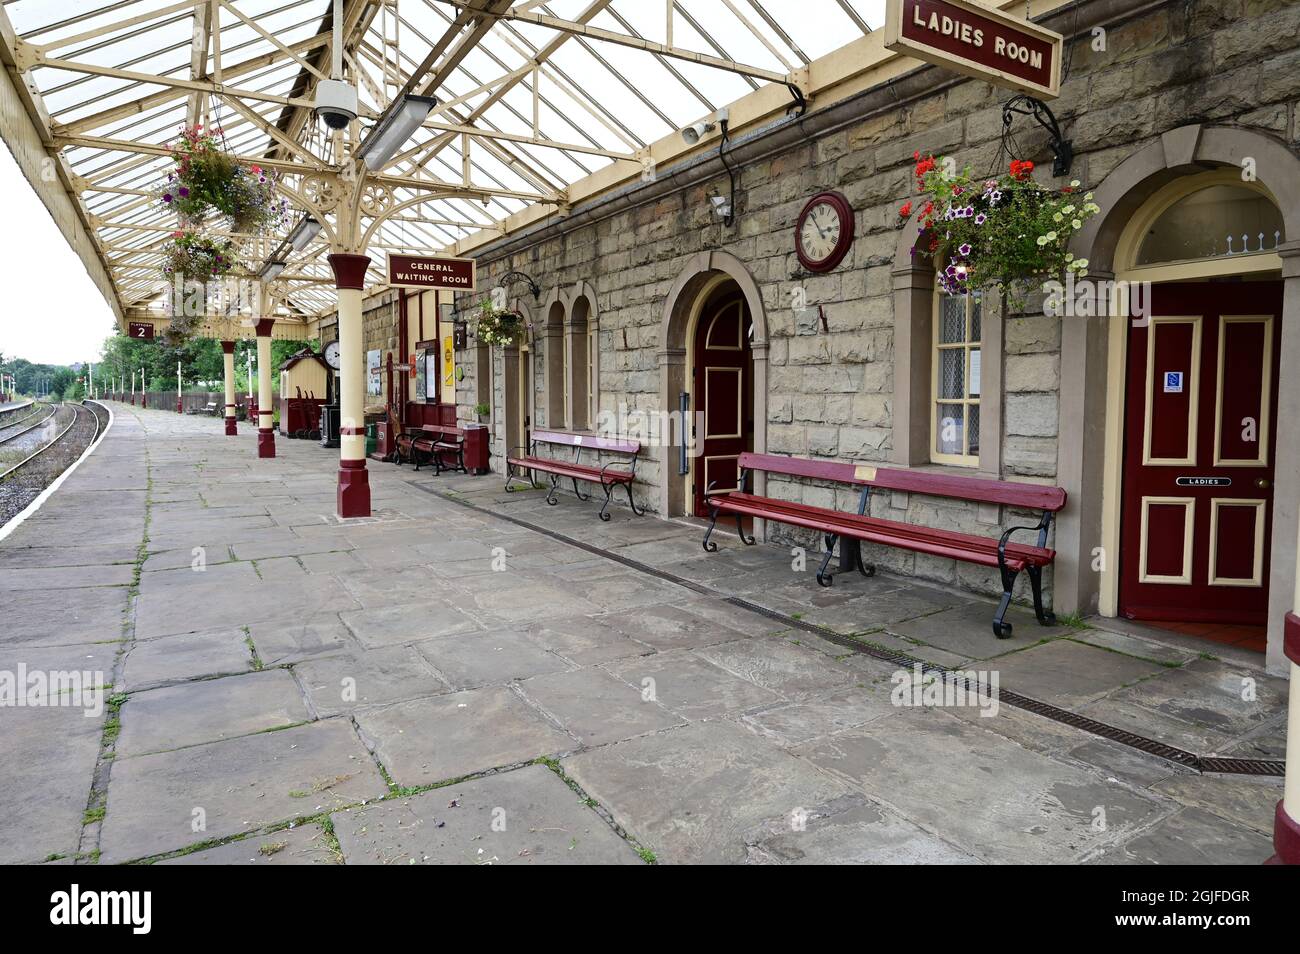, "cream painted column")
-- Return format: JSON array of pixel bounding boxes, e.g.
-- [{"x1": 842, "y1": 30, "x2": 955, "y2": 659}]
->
[
  {"x1": 221, "y1": 340, "x2": 238, "y2": 435},
  {"x1": 329, "y1": 253, "x2": 372, "y2": 518},
  {"x1": 1272, "y1": 561, "x2": 1300, "y2": 863},
  {"x1": 1270, "y1": 242, "x2": 1300, "y2": 865},
  {"x1": 254, "y1": 319, "x2": 276, "y2": 457}
]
